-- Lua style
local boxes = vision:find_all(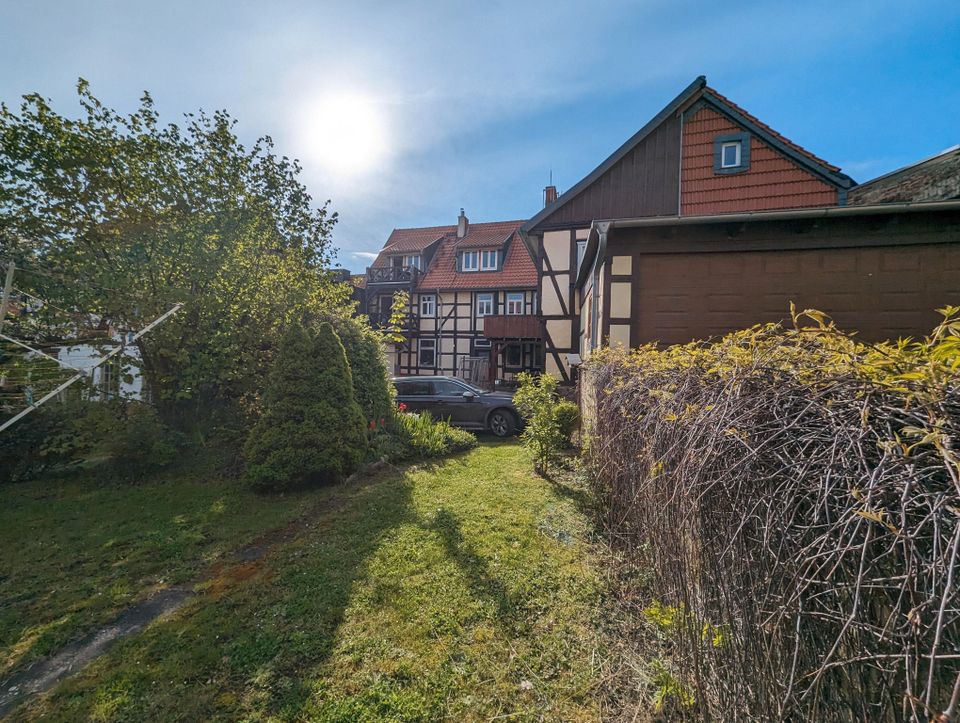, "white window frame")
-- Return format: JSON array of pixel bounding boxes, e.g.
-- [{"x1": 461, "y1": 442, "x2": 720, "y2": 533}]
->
[
  {"x1": 419, "y1": 294, "x2": 435, "y2": 317},
  {"x1": 476, "y1": 292, "x2": 494, "y2": 317},
  {"x1": 461, "y1": 251, "x2": 479, "y2": 272},
  {"x1": 576, "y1": 240, "x2": 587, "y2": 270},
  {"x1": 418, "y1": 338, "x2": 436, "y2": 367},
  {"x1": 480, "y1": 249, "x2": 498, "y2": 271},
  {"x1": 720, "y1": 141, "x2": 741, "y2": 169},
  {"x1": 402, "y1": 254, "x2": 421, "y2": 270},
  {"x1": 473, "y1": 338, "x2": 492, "y2": 354},
  {"x1": 506, "y1": 292, "x2": 524, "y2": 315}
]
